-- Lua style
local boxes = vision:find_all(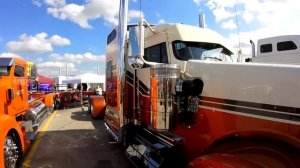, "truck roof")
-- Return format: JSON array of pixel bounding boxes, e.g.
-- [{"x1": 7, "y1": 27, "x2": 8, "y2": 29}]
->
[
  {"x1": 146, "y1": 23, "x2": 235, "y2": 54},
  {"x1": 0, "y1": 56, "x2": 27, "y2": 66}
]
